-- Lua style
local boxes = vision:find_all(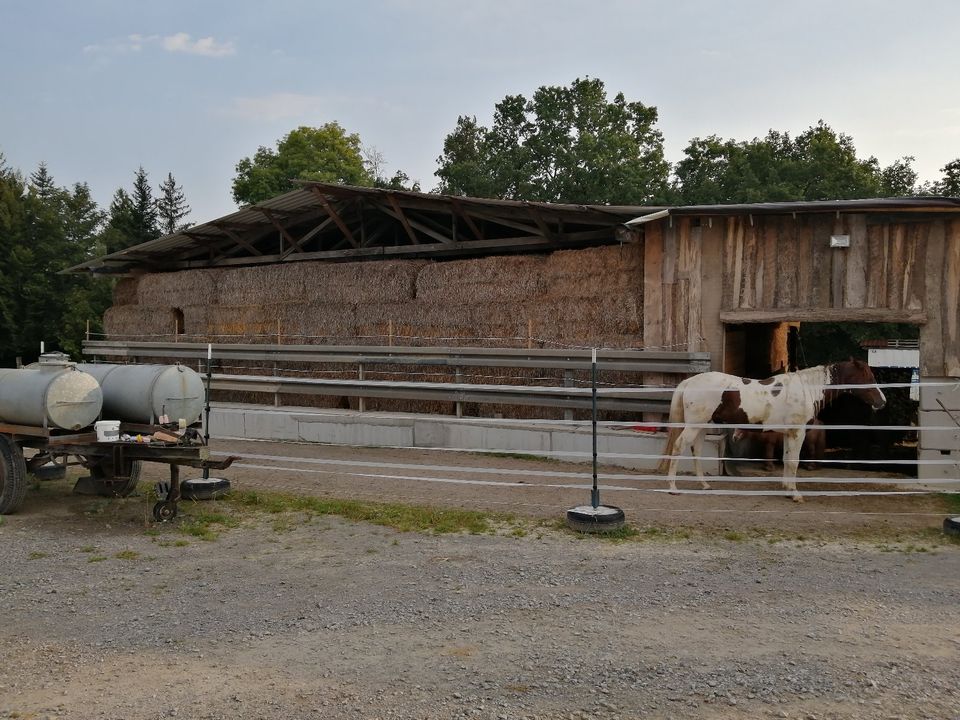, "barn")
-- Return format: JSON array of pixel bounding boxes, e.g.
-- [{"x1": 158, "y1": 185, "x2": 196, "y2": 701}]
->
[{"x1": 69, "y1": 185, "x2": 960, "y2": 476}]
